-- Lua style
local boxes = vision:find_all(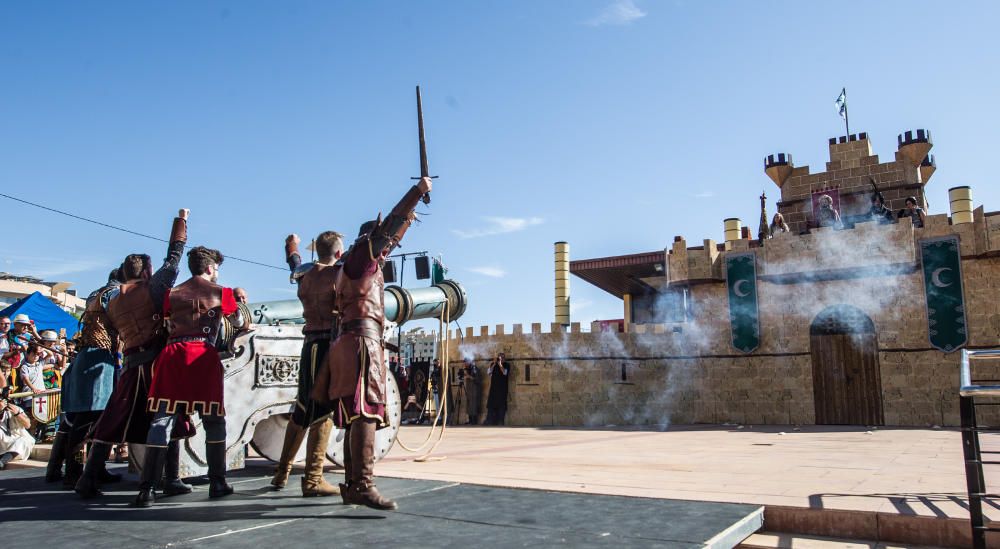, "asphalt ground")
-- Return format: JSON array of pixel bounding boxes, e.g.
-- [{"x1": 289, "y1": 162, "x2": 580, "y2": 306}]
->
[{"x1": 0, "y1": 462, "x2": 762, "y2": 548}]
